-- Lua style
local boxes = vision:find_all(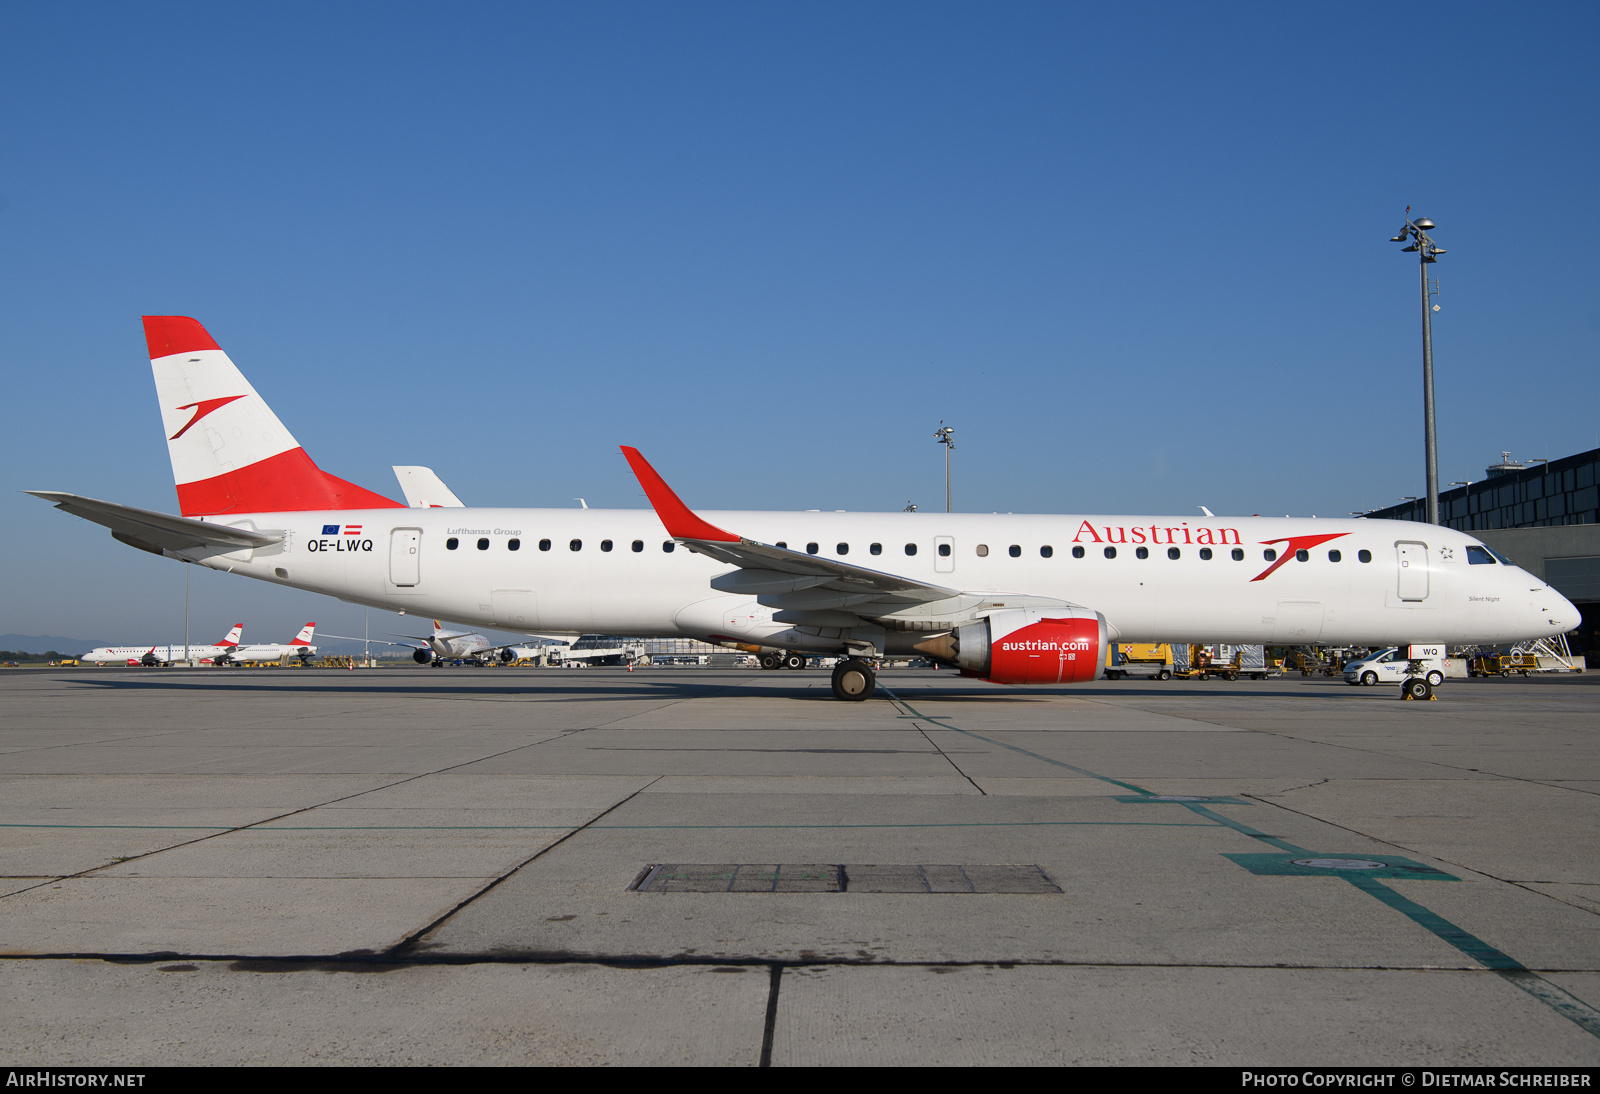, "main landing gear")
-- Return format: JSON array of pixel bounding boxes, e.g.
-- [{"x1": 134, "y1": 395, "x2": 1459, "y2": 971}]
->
[
  {"x1": 831, "y1": 658, "x2": 877, "y2": 702},
  {"x1": 760, "y1": 652, "x2": 809, "y2": 670}
]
